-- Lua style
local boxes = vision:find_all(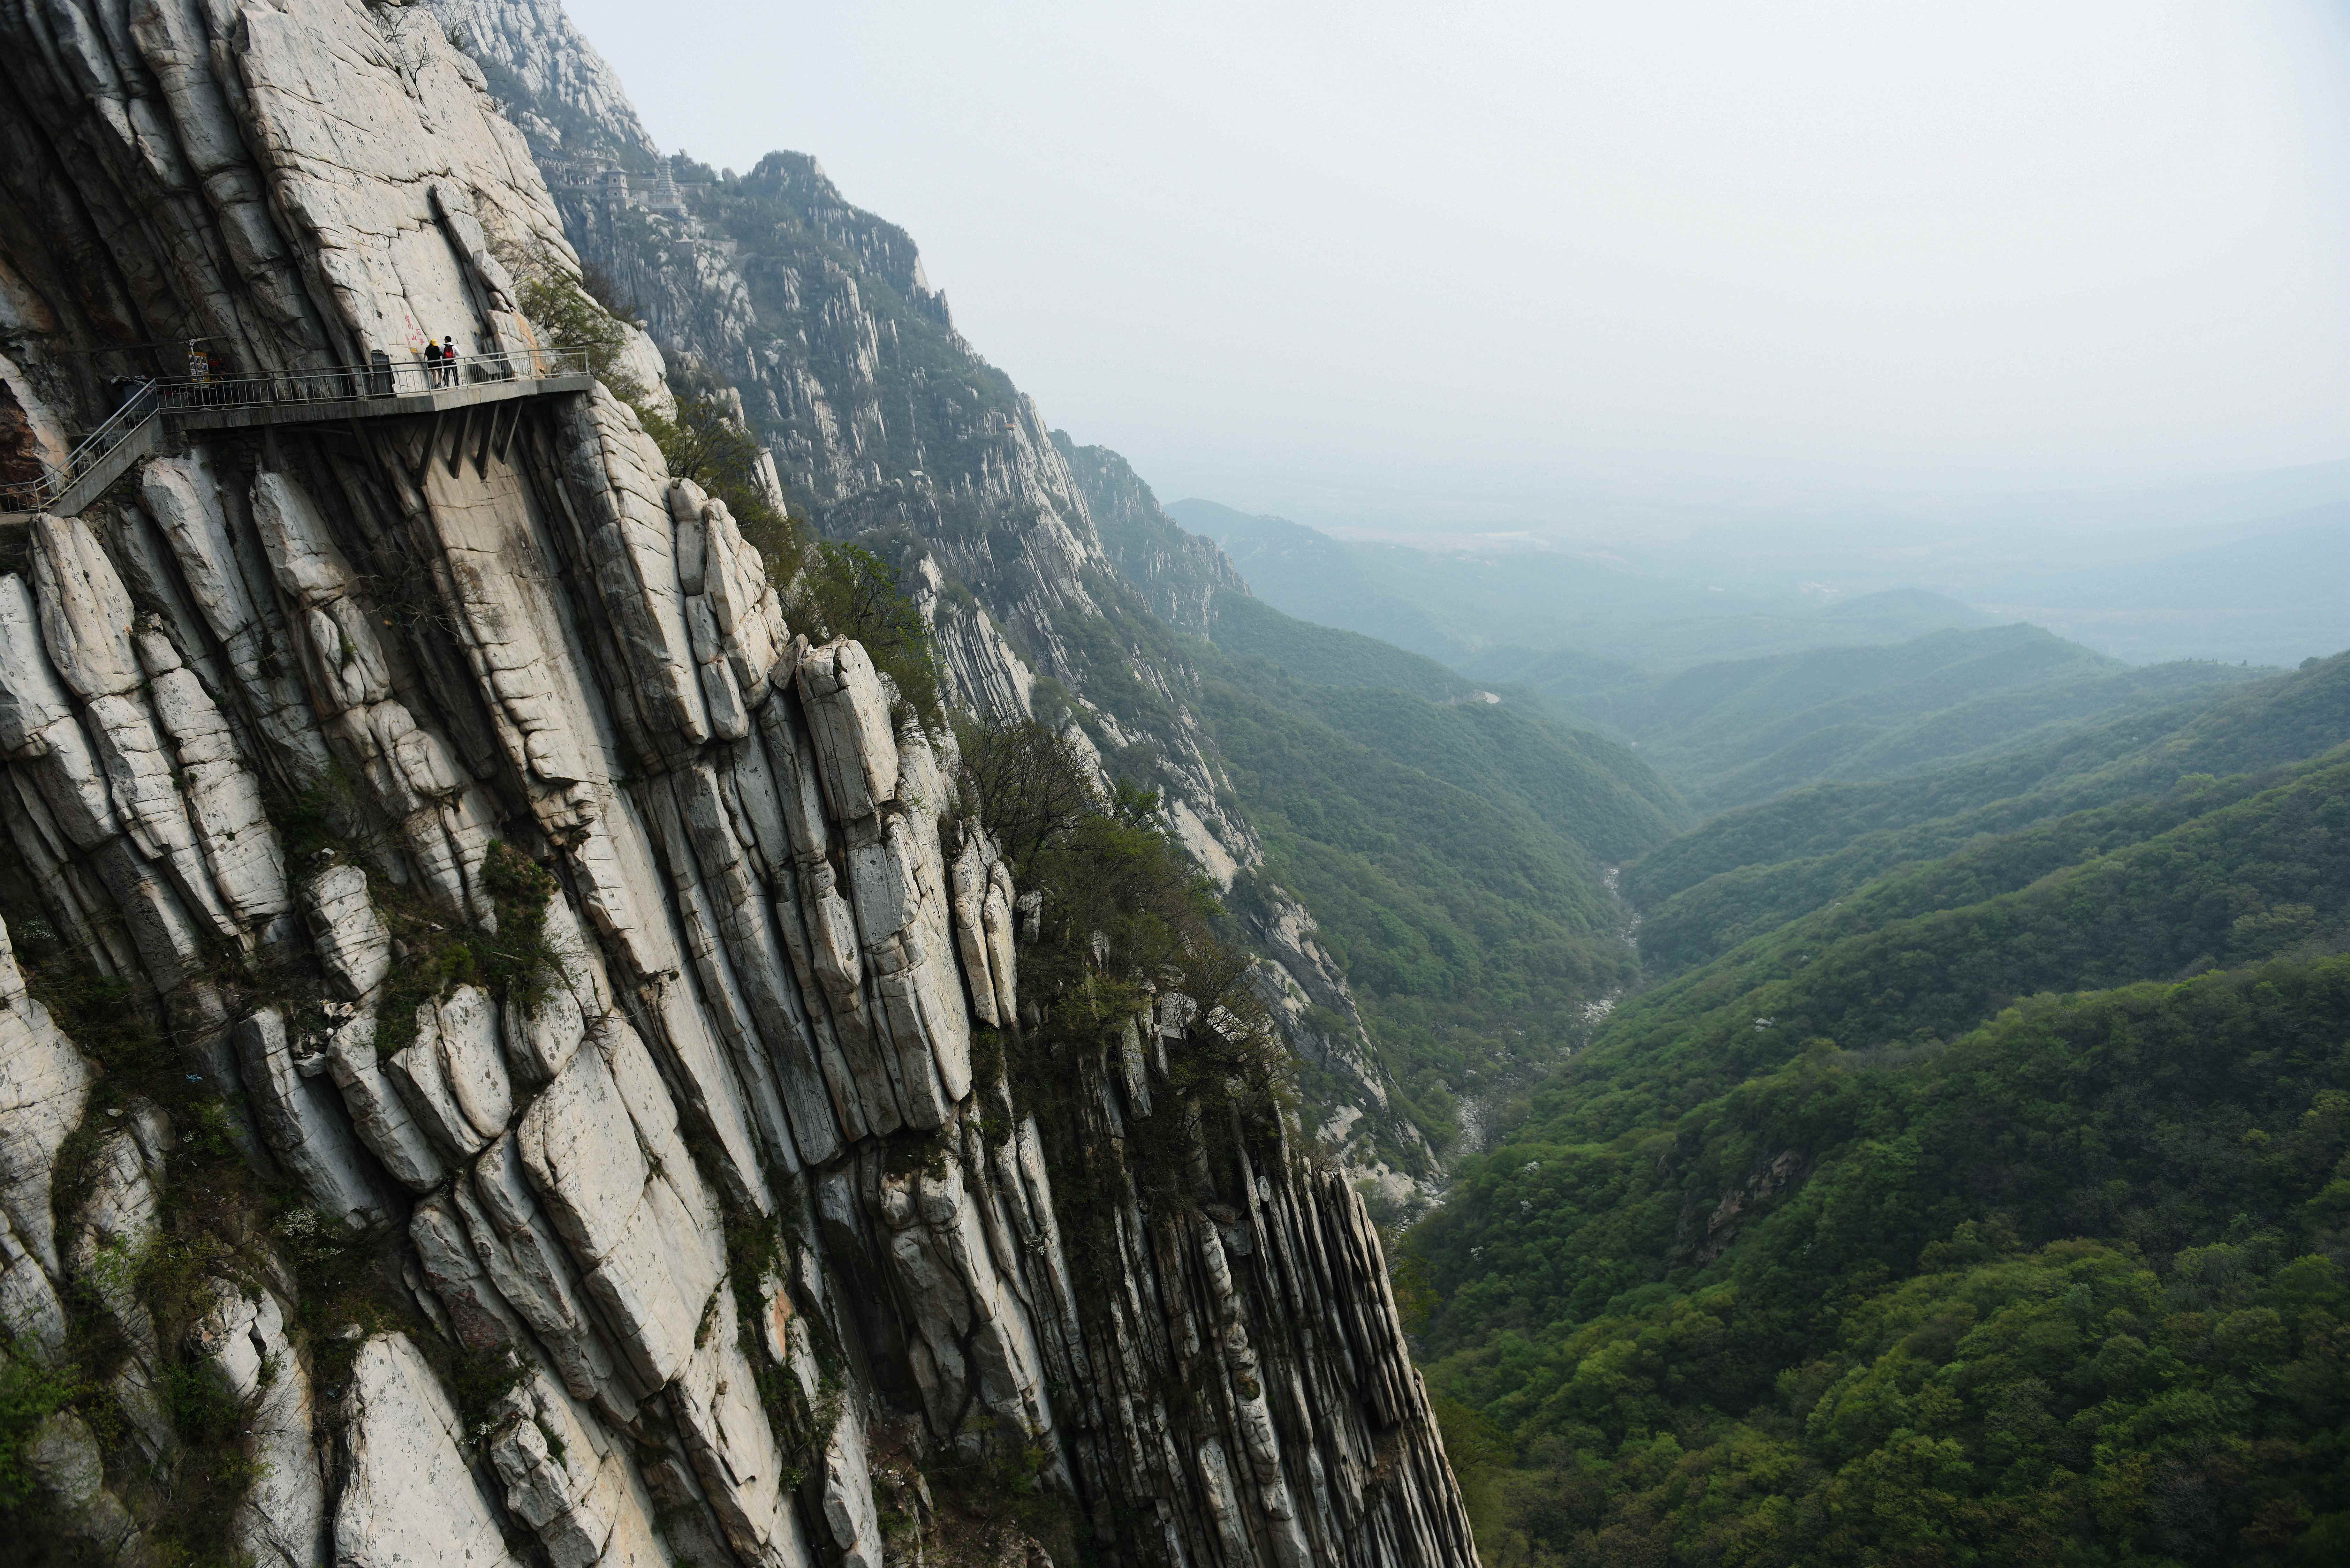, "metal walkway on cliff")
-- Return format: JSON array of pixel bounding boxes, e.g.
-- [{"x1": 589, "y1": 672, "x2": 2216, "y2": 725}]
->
[{"x1": 1, "y1": 347, "x2": 599, "y2": 520}]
